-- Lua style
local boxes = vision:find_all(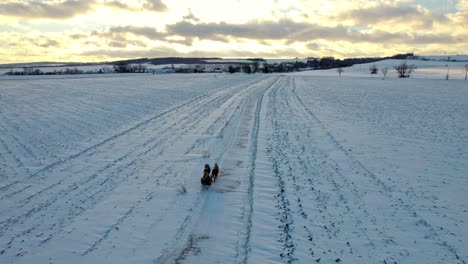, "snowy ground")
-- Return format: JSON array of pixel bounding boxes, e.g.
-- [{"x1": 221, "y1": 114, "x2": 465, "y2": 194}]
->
[
  {"x1": 292, "y1": 59, "x2": 468, "y2": 80},
  {"x1": 0, "y1": 70, "x2": 467, "y2": 264}
]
